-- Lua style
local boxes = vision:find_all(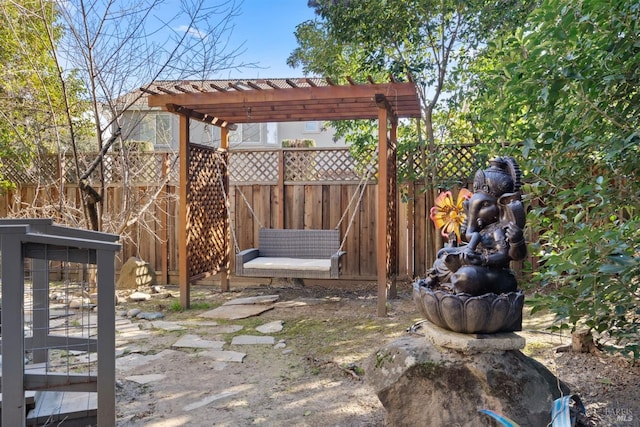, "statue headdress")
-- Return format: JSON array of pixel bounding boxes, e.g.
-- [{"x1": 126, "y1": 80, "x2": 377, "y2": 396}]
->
[{"x1": 473, "y1": 156, "x2": 522, "y2": 198}]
